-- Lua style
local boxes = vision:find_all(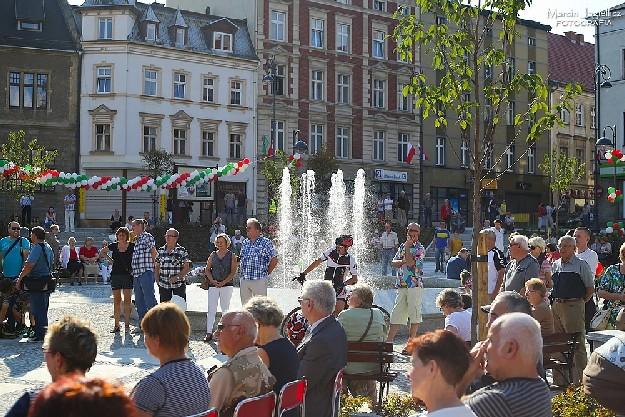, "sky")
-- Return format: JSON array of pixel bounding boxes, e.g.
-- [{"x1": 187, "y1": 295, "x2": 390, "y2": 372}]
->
[{"x1": 66, "y1": 0, "x2": 620, "y2": 43}]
